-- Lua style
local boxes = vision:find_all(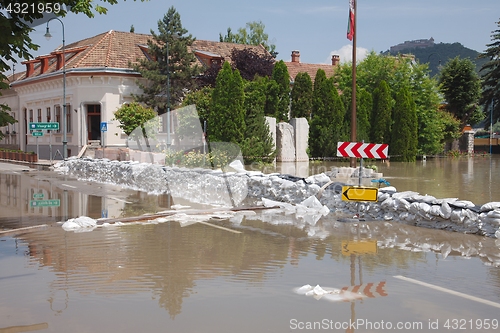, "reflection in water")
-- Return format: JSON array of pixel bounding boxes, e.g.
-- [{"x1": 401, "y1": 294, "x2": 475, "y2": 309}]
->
[{"x1": 1, "y1": 209, "x2": 499, "y2": 332}]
